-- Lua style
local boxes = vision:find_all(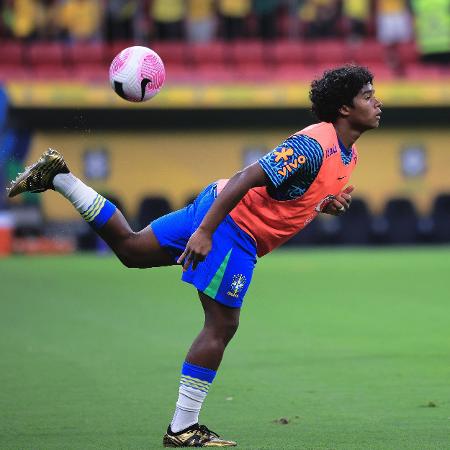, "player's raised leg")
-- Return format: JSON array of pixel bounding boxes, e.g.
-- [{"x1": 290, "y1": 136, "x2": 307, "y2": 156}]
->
[
  {"x1": 7, "y1": 148, "x2": 174, "y2": 268},
  {"x1": 163, "y1": 291, "x2": 238, "y2": 447}
]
